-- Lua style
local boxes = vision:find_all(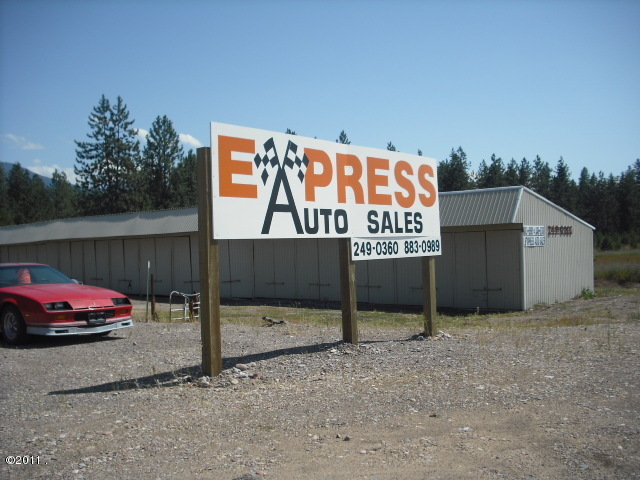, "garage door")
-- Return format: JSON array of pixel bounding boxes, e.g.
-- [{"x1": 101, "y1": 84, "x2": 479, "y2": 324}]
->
[
  {"x1": 435, "y1": 232, "x2": 455, "y2": 307},
  {"x1": 454, "y1": 232, "x2": 488, "y2": 309},
  {"x1": 94, "y1": 241, "x2": 110, "y2": 288},
  {"x1": 486, "y1": 230, "x2": 522, "y2": 310}
]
